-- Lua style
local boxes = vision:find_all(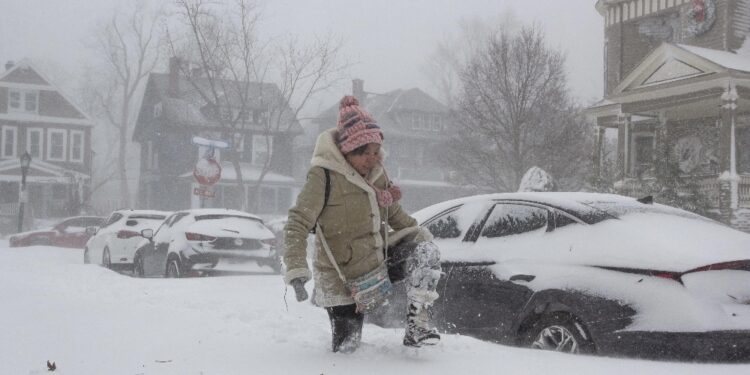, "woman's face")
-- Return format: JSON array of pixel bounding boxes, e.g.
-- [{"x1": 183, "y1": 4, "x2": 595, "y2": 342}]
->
[{"x1": 346, "y1": 143, "x2": 381, "y2": 176}]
